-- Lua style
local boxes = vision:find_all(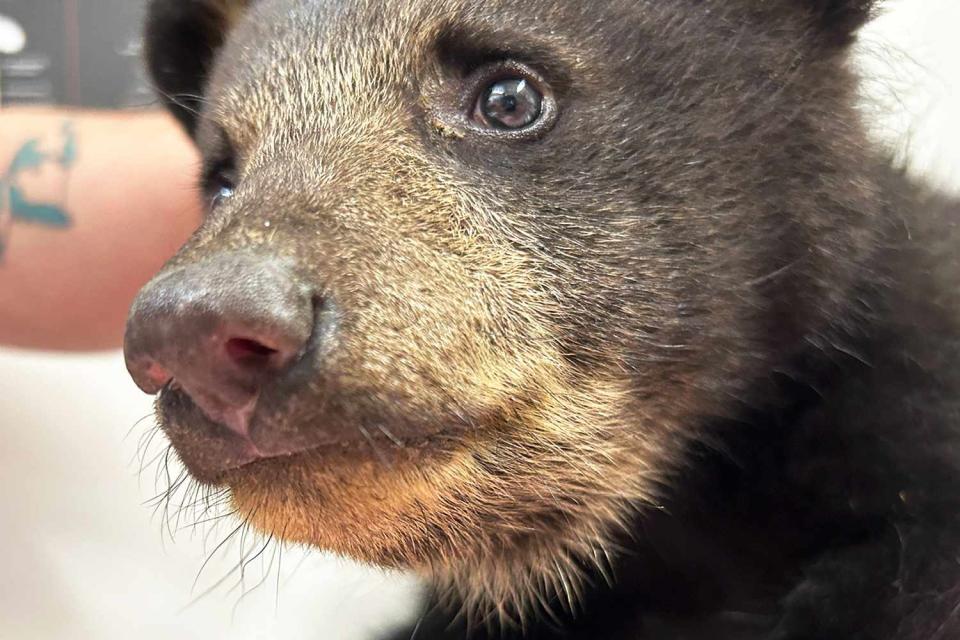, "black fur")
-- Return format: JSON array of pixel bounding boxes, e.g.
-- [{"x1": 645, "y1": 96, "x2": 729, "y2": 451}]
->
[
  {"x1": 140, "y1": 0, "x2": 960, "y2": 637},
  {"x1": 145, "y1": 0, "x2": 247, "y2": 134}
]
